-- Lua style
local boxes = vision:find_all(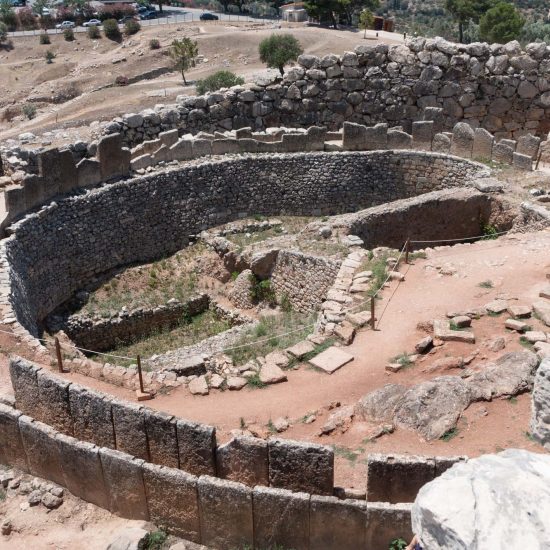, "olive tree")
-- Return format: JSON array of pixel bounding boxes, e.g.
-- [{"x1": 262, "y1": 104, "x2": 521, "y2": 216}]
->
[
  {"x1": 169, "y1": 37, "x2": 199, "y2": 85},
  {"x1": 259, "y1": 34, "x2": 303, "y2": 76}
]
